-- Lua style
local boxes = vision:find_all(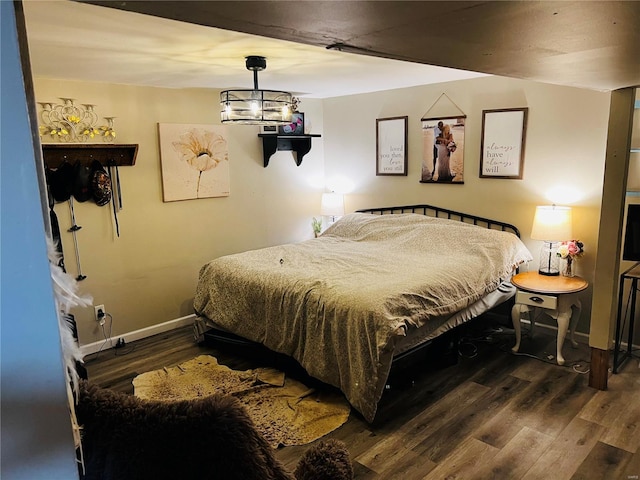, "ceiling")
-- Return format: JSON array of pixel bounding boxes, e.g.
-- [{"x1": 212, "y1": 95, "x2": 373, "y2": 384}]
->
[
  {"x1": 22, "y1": 1, "x2": 640, "y2": 98},
  {"x1": 21, "y1": 1, "x2": 487, "y2": 99}
]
